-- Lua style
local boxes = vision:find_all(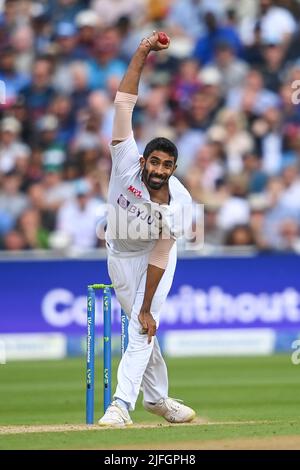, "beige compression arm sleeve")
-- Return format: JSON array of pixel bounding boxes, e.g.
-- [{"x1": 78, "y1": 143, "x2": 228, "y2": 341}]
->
[
  {"x1": 148, "y1": 237, "x2": 175, "y2": 270},
  {"x1": 112, "y1": 91, "x2": 138, "y2": 142}
]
